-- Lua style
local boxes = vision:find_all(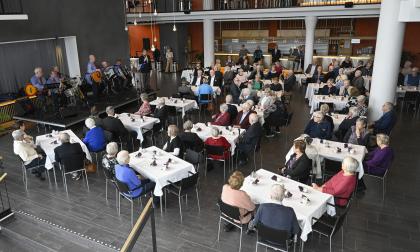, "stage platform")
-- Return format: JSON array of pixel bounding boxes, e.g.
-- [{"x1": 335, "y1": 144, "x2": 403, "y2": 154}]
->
[{"x1": 13, "y1": 88, "x2": 157, "y2": 129}]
